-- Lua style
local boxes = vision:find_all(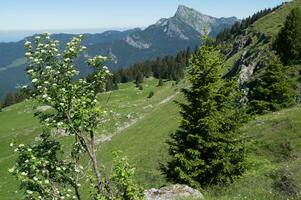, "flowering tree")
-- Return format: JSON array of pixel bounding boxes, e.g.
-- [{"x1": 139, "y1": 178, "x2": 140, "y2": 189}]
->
[{"x1": 10, "y1": 33, "x2": 111, "y2": 199}]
